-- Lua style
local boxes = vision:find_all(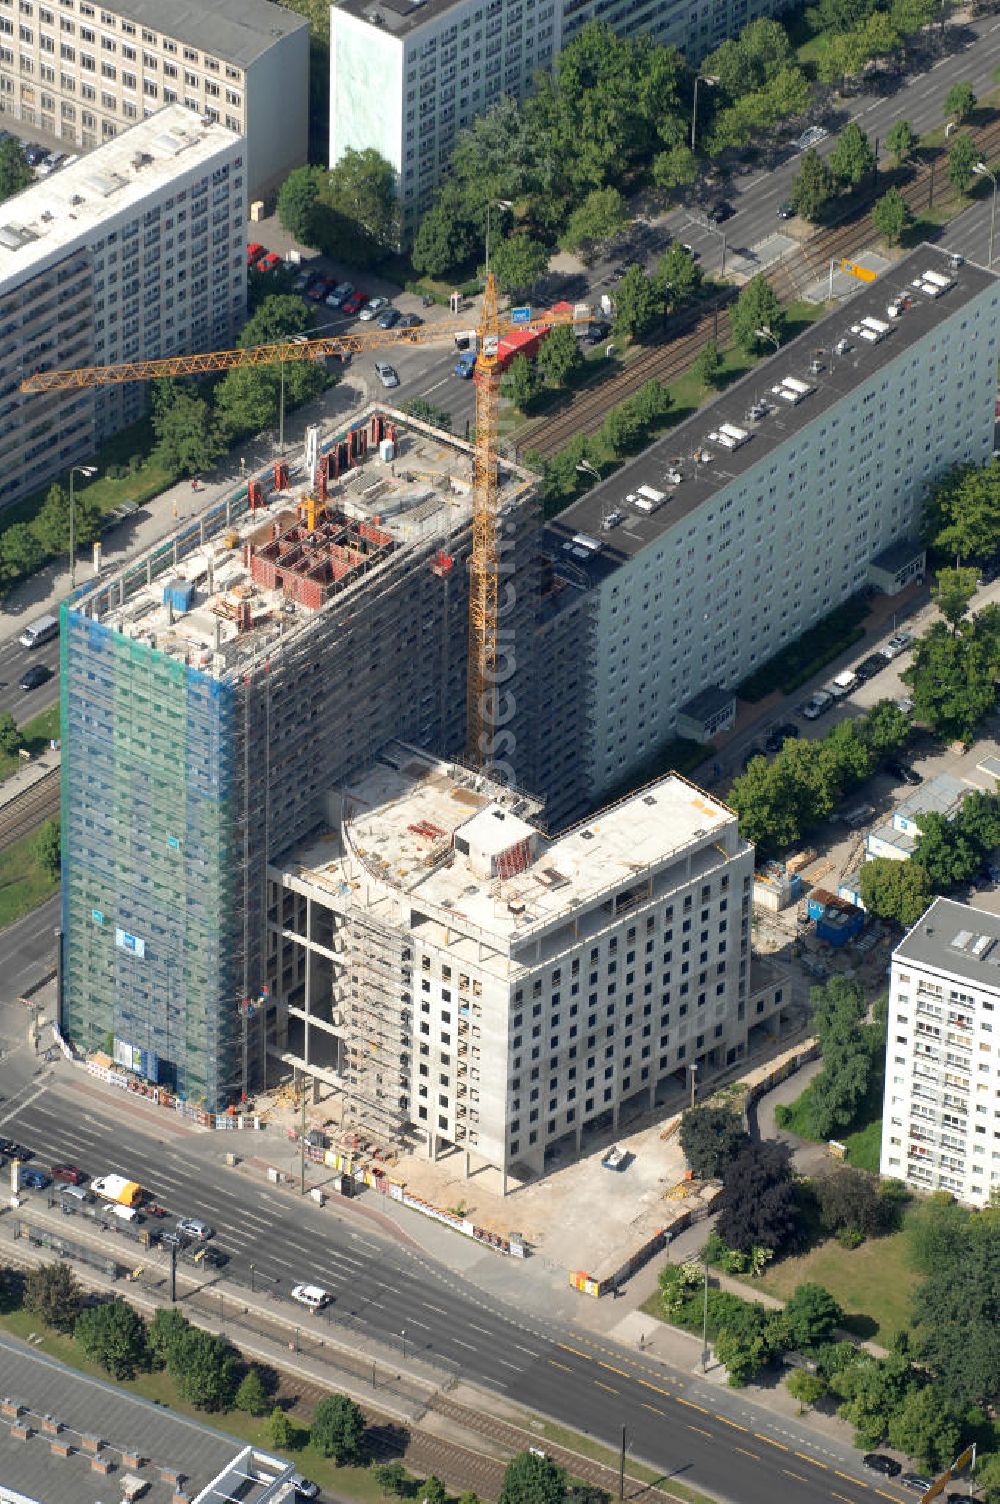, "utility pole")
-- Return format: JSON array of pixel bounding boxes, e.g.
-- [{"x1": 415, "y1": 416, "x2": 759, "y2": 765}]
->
[
  {"x1": 701, "y1": 1261, "x2": 710, "y2": 1372},
  {"x1": 249, "y1": 1262, "x2": 255, "y2": 1294},
  {"x1": 619, "y1": 1424, "x2": 627, "y2": 1501},
  {"x1": 170, "y1": 1243, "x2": 177, "y2": 1304},
  {"x1": 299, "y1": 1080, "x2": 306, "y2": 1195}
]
